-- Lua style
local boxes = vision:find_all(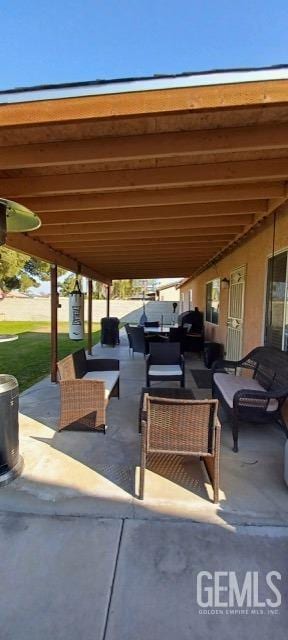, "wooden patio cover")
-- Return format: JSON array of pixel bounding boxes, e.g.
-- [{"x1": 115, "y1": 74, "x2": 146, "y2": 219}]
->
[{"x1": 1, "y1": 68, "x2": 288, "y2": 285}]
